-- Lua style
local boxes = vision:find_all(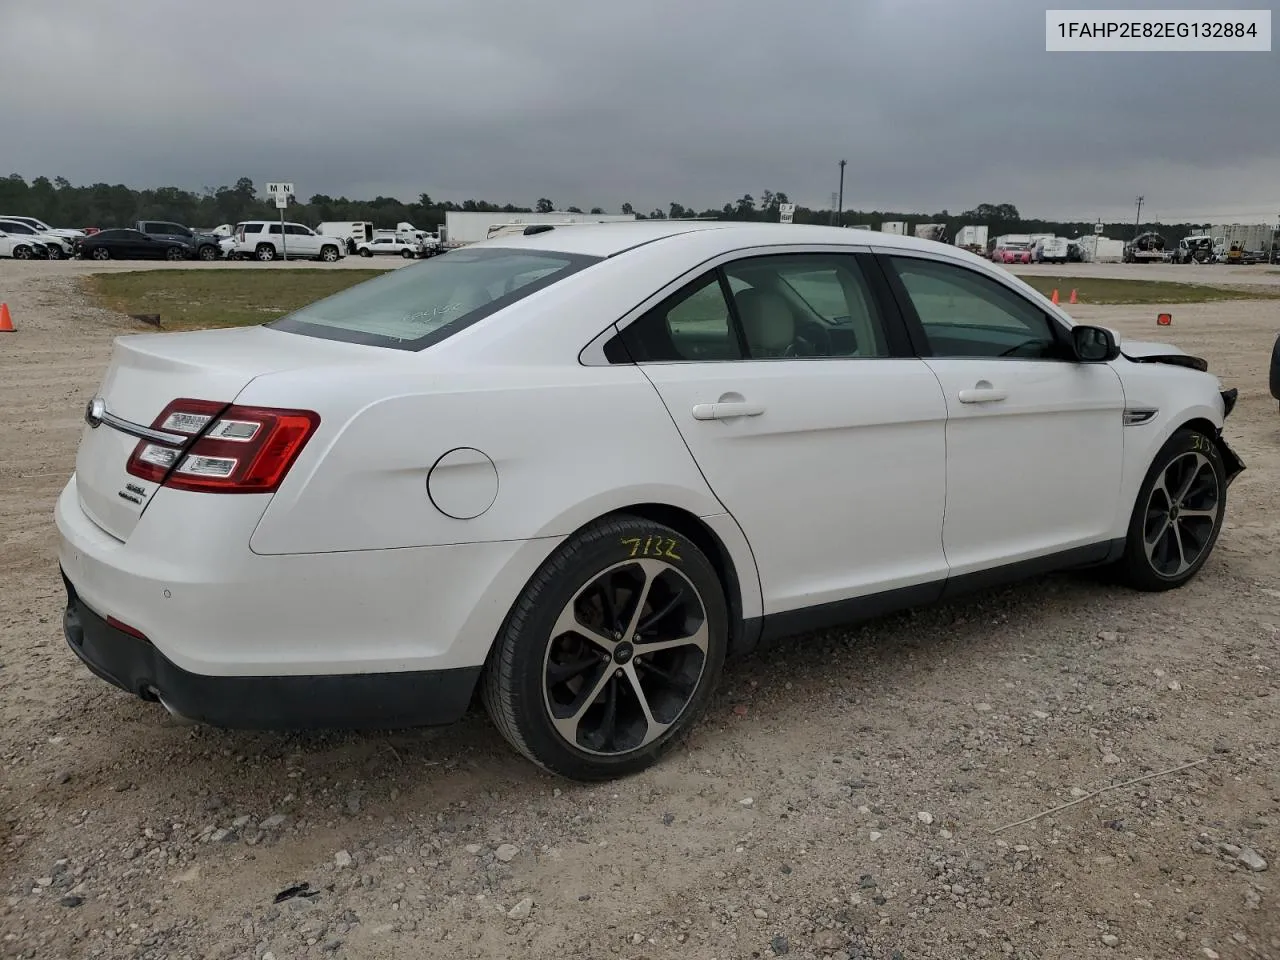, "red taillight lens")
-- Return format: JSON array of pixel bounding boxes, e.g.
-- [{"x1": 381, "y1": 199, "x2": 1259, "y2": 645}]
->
[{"x1": 126, "y1": 399, "x2": 320, "y2": 494}]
